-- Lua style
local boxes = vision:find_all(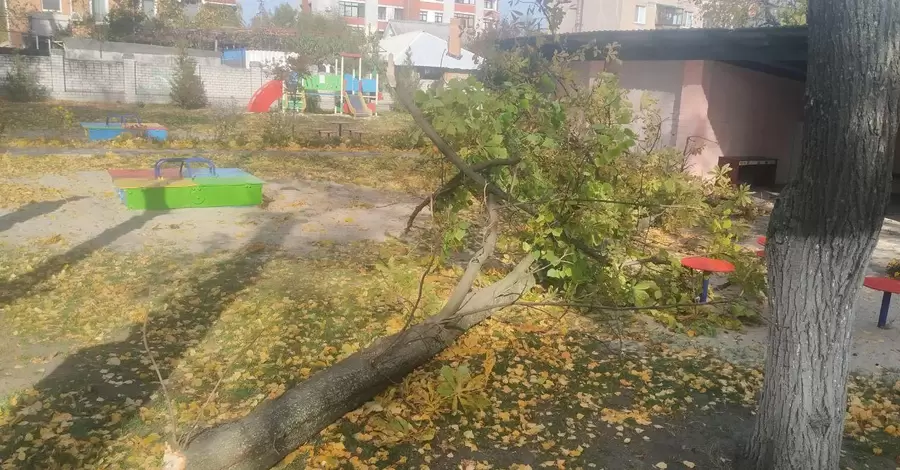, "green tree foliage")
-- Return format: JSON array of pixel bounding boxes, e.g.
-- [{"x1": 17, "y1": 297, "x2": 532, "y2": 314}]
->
[
  {"x1": 281, "y1": 12, "x2": 369, "y2": 74},
  {"x1": 270, "y1": 3, "x2": 299, "y2": 28},
  {"x1": 407, "y1": 39, "x2": 764, "y2": 330},
  {"x1": 105, "y1": 6, "x2": 149, "y2": 41},
  {"x1": 193, "y1": 3, "x2": 244, "y2": 28},
  {"x1": 1, "y1": 55, "x2": 48, "y2": 102},
  {"x1": 694, "y1": 0, "x2": 806, "y2": 27},
  {"x1": 169, "y1": 50, "x2": 209, "y2": 109}
]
